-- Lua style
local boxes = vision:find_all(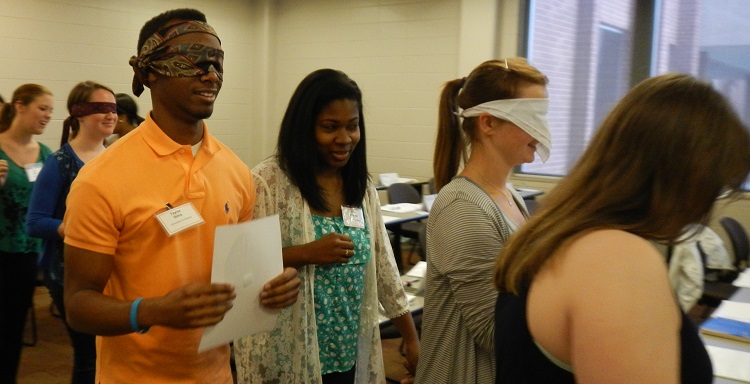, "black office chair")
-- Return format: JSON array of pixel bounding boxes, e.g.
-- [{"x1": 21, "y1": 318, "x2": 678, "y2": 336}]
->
[
  {"x1": 720, "y1": 217, "x2": 750, "y2": 270},
  {"x1": 387, "y1": 182, "x2": 422, "y2": 204},
  {"x1": 387, "y1": 183, "x2": 426, "y2": 260},
  {"x1": 697, "y1": 217, "x2": 749, "y2": 311}
]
